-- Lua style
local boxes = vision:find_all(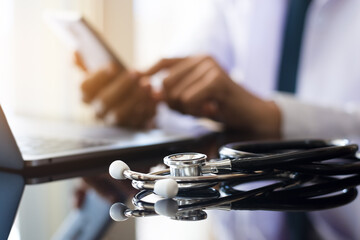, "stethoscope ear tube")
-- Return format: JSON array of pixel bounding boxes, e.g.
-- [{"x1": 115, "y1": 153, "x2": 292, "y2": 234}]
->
[
  {"x1": 220, "y1": 139, "x2": 350, "y2": 156},
  {"x1": 229, "y1": 144, "x2": 358, "y2": 171}
]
